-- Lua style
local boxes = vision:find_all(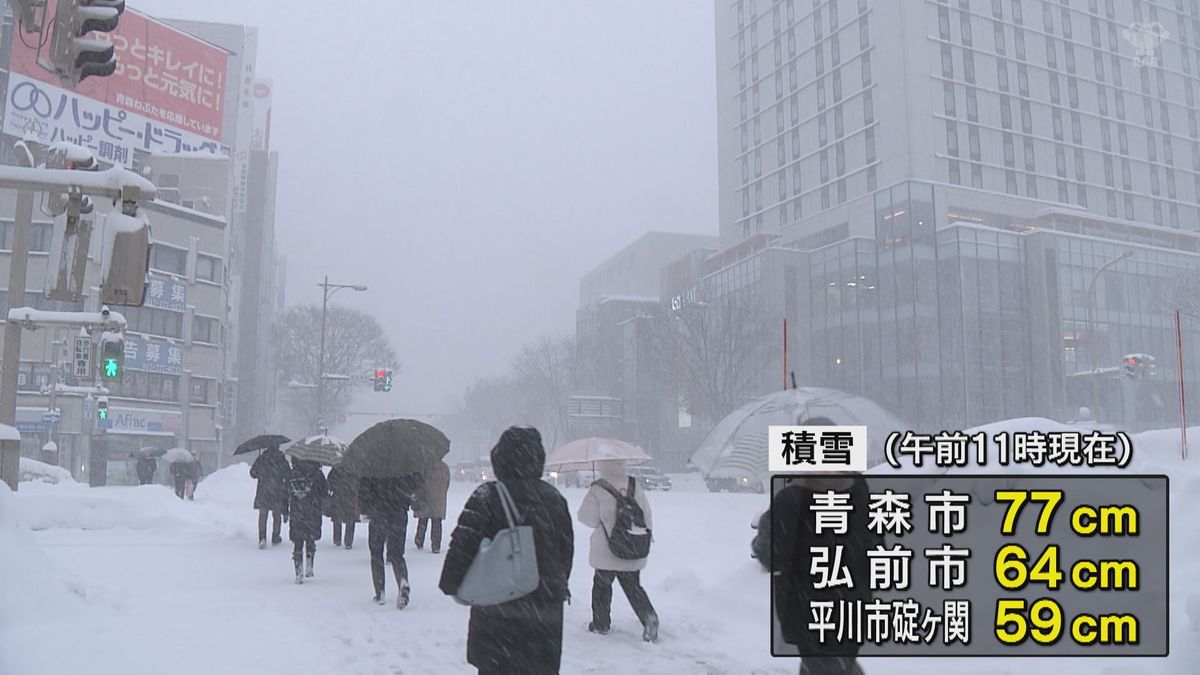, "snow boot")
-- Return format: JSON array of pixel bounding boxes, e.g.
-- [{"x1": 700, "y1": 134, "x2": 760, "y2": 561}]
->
[
  {"x1": 294, "y1": 561, "x2": 304, "y2": 585},
  {"x1": 396, "y1": 580, "x2": 410, "y2": 610},
  {"x1": 642, "y1": 614, "x2": 659, "y2": 643},
  {"x1": 258, "y1": 539, "x2": 266, "y2": 550},
  {"x1": 587, "y1": 622, "x2": 610, "y2": 635},
  {"x1": 345, "y1": 544, "x2": 353, "y2": 550},
  {"x1": 373, "y1": 591, "x2": 386, "y2": 605},
  {"x1": 304, "y1": 554, "x2": 314, "y2": 578}
]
